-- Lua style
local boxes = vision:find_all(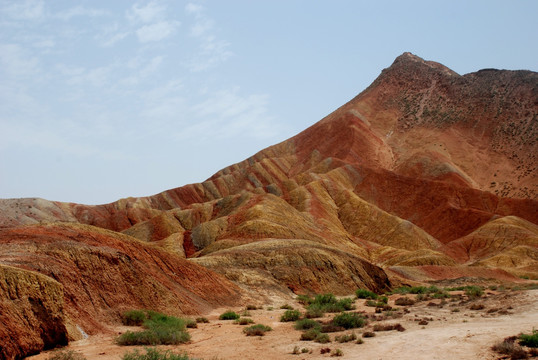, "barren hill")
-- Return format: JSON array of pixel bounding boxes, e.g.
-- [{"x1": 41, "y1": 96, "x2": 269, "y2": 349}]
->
[{"x1": 1, "y1": 53, "x2": 537, "y2": 359}]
